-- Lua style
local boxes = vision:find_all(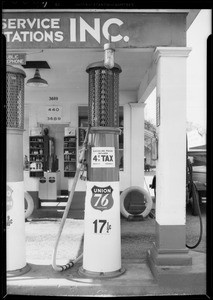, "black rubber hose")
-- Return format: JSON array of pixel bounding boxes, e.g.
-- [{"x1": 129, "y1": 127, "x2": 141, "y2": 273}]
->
[
  {"x1": 186, "y1": 177, "x2": 203, "y2": 249},
  {"x1": 185, "y1": 137, "x2": 203, "y2": 249},
  {"x1": 52, "y1": 125, "x2": 91, "y2": 272}
]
